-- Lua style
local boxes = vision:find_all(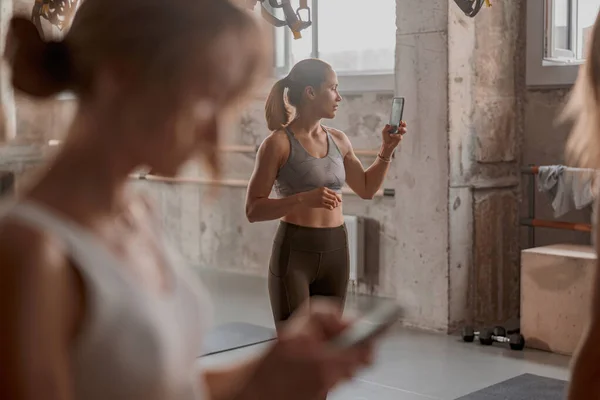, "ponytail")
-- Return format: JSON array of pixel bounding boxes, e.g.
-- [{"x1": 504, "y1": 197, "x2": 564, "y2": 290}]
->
[
  {"x1": 265, "y1": 78, "x2": 291, "y2": 131},
  {"x1": 264, "y1": 59, "x2": 332, "y2": 131}
]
